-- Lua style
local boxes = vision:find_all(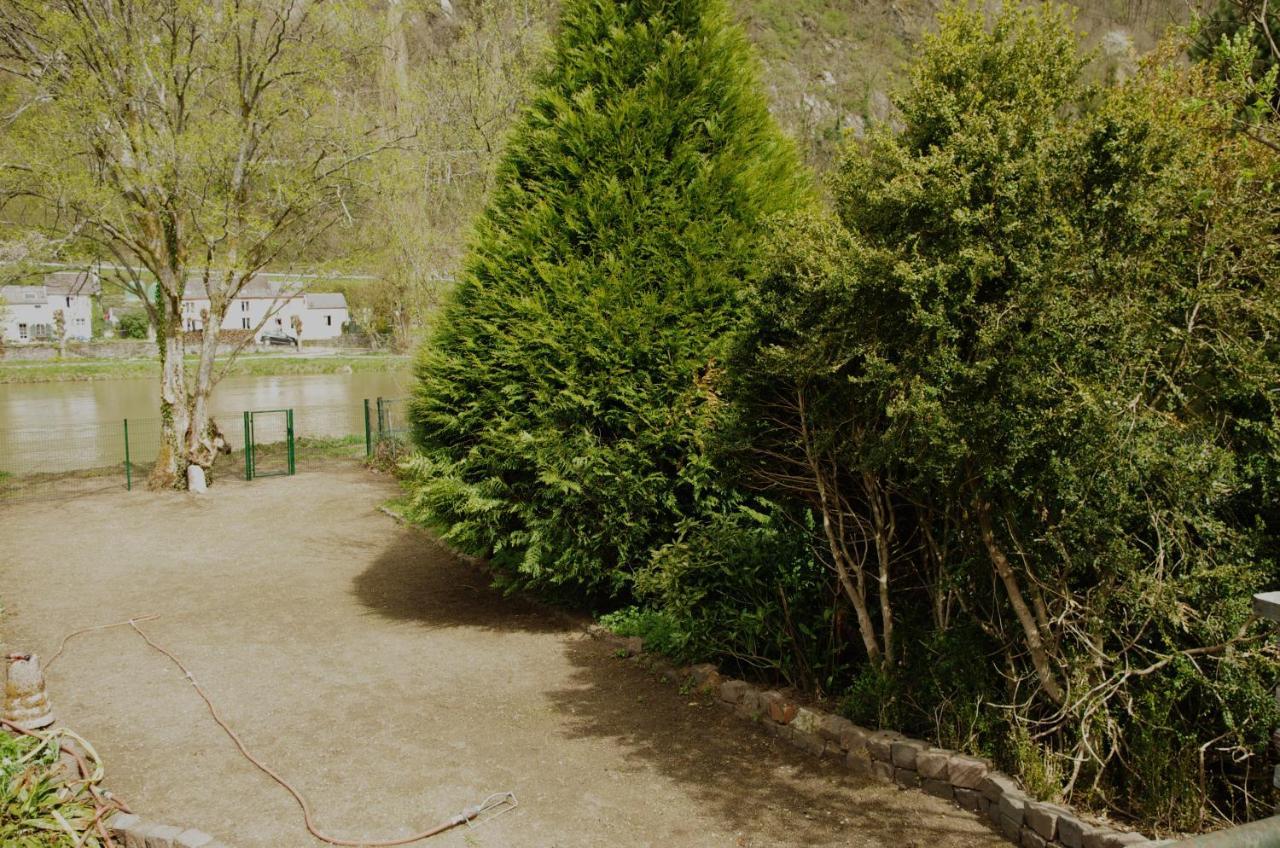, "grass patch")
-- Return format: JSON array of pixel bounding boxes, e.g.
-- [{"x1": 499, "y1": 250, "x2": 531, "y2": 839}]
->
[{"x1": 0, "y1": 353, "x2": 410, "y2": 384}]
